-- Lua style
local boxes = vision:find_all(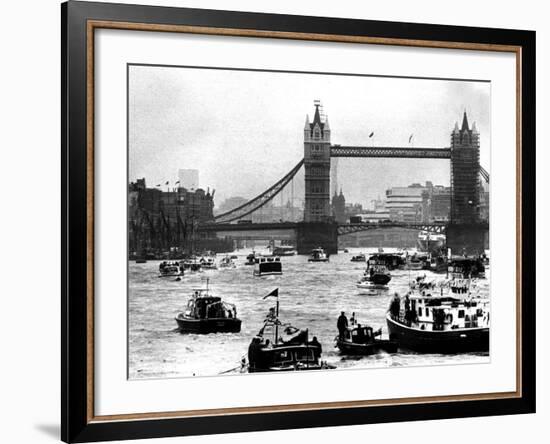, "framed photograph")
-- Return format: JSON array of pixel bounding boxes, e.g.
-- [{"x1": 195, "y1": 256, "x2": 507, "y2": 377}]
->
[{"x1": 62, "y1": 1, "x2": 535, "y2": 442}]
